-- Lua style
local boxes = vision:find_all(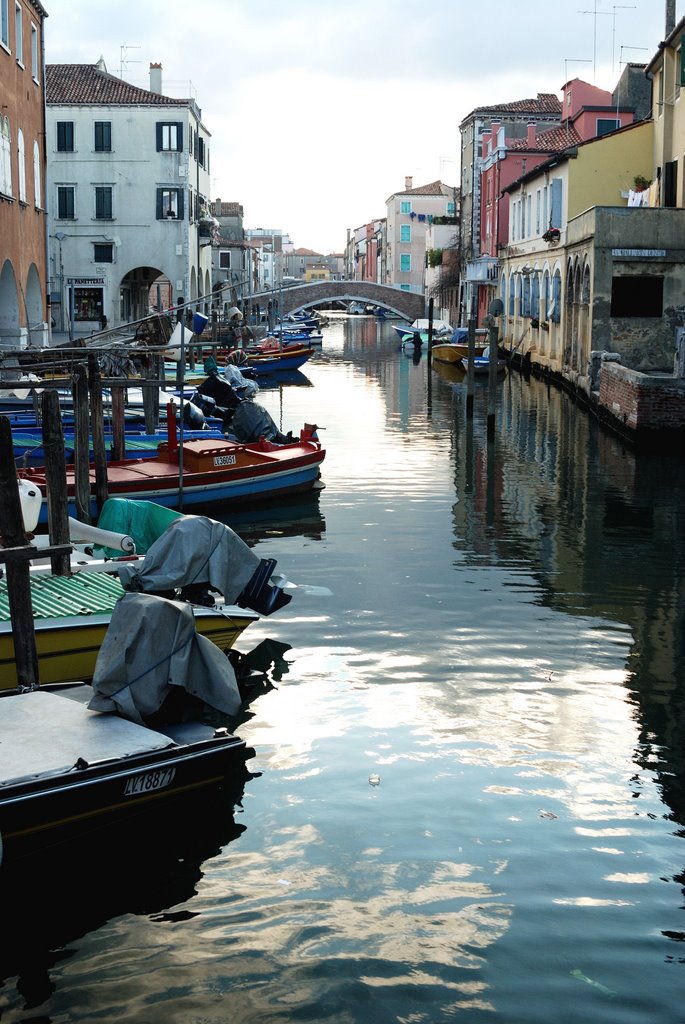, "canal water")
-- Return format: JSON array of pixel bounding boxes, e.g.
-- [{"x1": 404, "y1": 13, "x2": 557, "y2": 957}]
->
[{"x1": 2, "y1": 314, "x2": 685, "y2": 1022}]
